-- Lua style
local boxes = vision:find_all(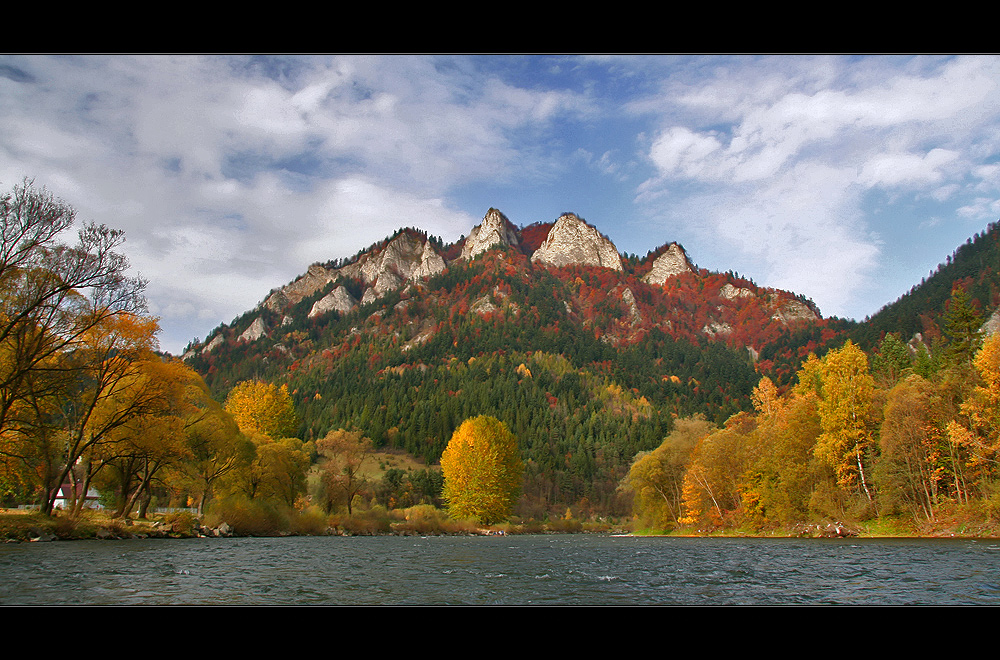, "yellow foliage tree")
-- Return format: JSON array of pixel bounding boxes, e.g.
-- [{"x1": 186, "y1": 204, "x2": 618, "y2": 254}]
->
[
  {"x1": 878, "y1": 374, "x2": 947, "y2": 521},
  {"x1": 813, "y1": 341, "x2": 877, "y2": 502},
  {"x1": 947, "y1": 332, "x2": 1000, "y2": 484},
  {"x1": 678, "y1": 418, "x2": 755, "y2": 528},
  {"x1": 621, "y1": 415, "x2": 713, "y2": 531},
  {"x1": 440, "y1": 415, "x2": 523, "y2": 525},
  {"x1": 224, "y1": 380, "x2": 298, "y2": 440}
]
